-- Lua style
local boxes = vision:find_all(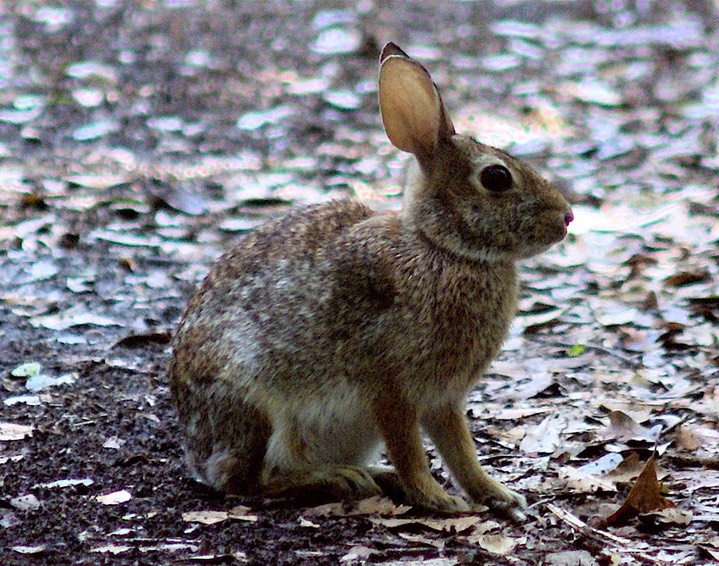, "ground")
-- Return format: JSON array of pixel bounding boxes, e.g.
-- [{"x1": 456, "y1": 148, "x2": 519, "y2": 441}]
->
[{"x1": 1, "y1": 1, "x2": 718, "y2": 565}]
